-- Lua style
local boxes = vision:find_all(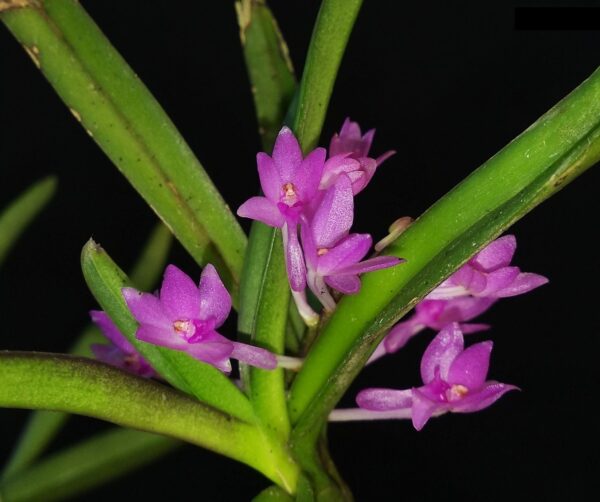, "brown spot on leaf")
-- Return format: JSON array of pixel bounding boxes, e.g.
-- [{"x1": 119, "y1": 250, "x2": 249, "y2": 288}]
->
[
  {"x1": 0, "y1": 0, "x2": 38, "y2": 12},
  {"x1": 23, "y1": 45, "x2": 41, "y2": 69}
]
